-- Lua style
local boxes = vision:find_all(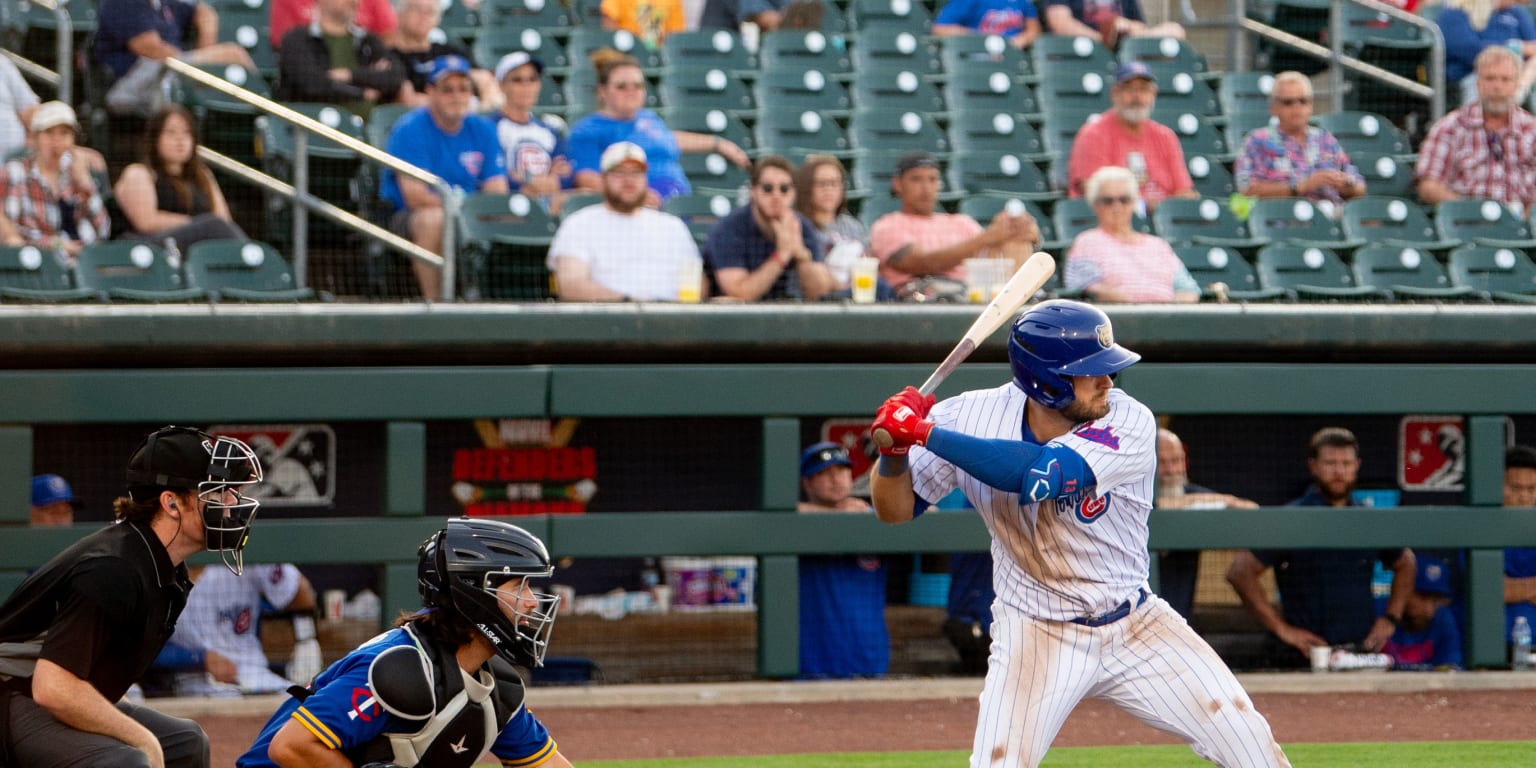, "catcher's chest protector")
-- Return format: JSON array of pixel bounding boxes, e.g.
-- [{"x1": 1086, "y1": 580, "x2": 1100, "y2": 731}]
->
[{"x1": 349, "y1": 628, "x2": 526, "y2": 768}]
